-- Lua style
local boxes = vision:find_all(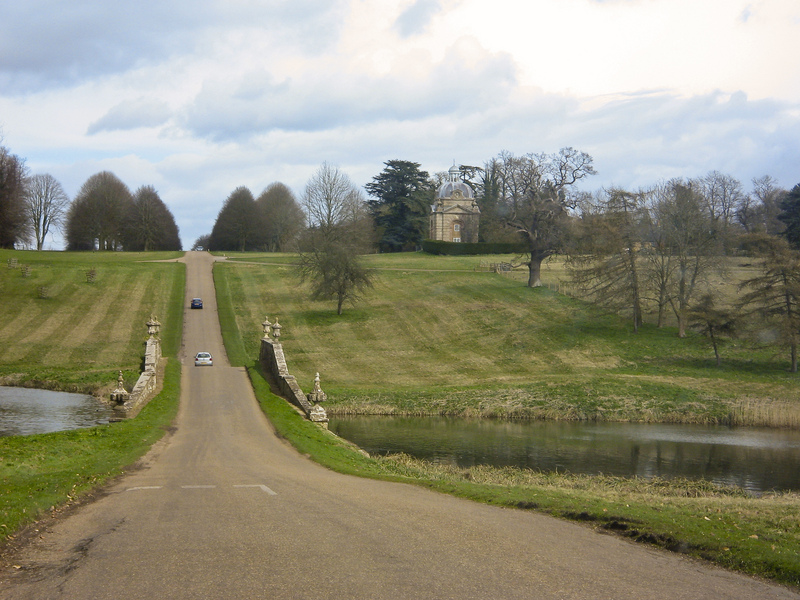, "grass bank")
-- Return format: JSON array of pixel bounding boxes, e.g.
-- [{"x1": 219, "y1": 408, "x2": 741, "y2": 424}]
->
[
  {"x1": 215, "y1": 252, "x2": 799, "y2": 588},
  {"x1": 0, "y1": 250, "x2": 184, "y2": 544},
  {"x1": 214, "y1": 252, "x2": 799, "y2": 428}
]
